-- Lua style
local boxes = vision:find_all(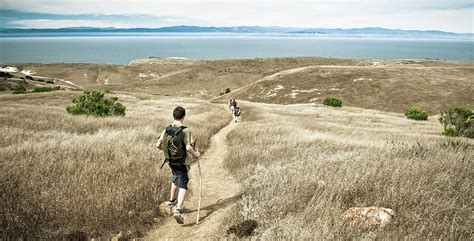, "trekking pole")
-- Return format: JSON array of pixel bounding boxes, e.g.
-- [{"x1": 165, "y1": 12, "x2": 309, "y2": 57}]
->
[{"x1": 194, "y1": 139, "x2": 202, "y2": 224}]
